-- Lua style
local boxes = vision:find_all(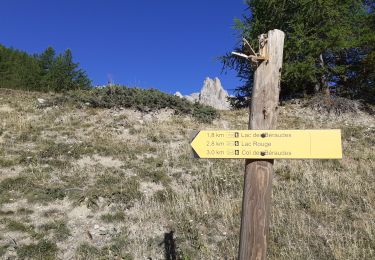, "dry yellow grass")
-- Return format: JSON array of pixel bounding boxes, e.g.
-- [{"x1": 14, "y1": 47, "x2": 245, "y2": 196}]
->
[{"x1": 0, "y1": 88, "x2": 374, "y2": 259}]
